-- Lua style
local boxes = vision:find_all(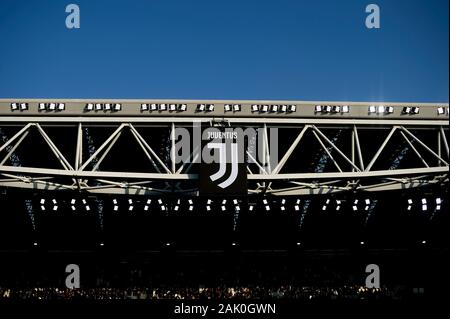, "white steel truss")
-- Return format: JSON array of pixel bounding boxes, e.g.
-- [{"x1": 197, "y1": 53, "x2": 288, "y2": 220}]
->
[{"x1": 0, "y1": 118, "x2": 448, "y2": 195}]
